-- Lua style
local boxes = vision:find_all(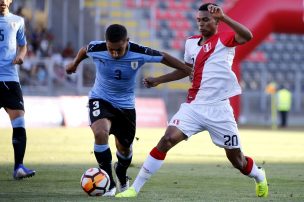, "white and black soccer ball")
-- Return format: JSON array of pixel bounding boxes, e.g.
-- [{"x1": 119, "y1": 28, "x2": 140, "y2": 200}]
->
[{"x1": 80, "y1": 167, "x2": 110, "y2": 196}]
